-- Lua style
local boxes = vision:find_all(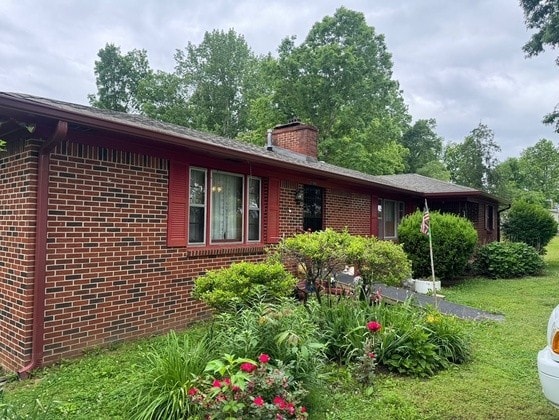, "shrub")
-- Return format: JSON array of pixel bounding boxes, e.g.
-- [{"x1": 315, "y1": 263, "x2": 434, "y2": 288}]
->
[
  {"x1": 346, "y1": 235, "x2": 412, "y2": 287},
  {"x1": 501, "y1": 200, "x2": 558, "y2": 253},
  {"x1": 192, "y1": 261, "x2": 297, "y2": 311},
  {"x1": 474, "y1": 241, "x2": 545, "y2": 278},
  {"x1": 398, "y1": 210, "x2": 478, "y2": 282},
  {"x1": 274, "y1": 228, "x2": 352, "y2": 303}
]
